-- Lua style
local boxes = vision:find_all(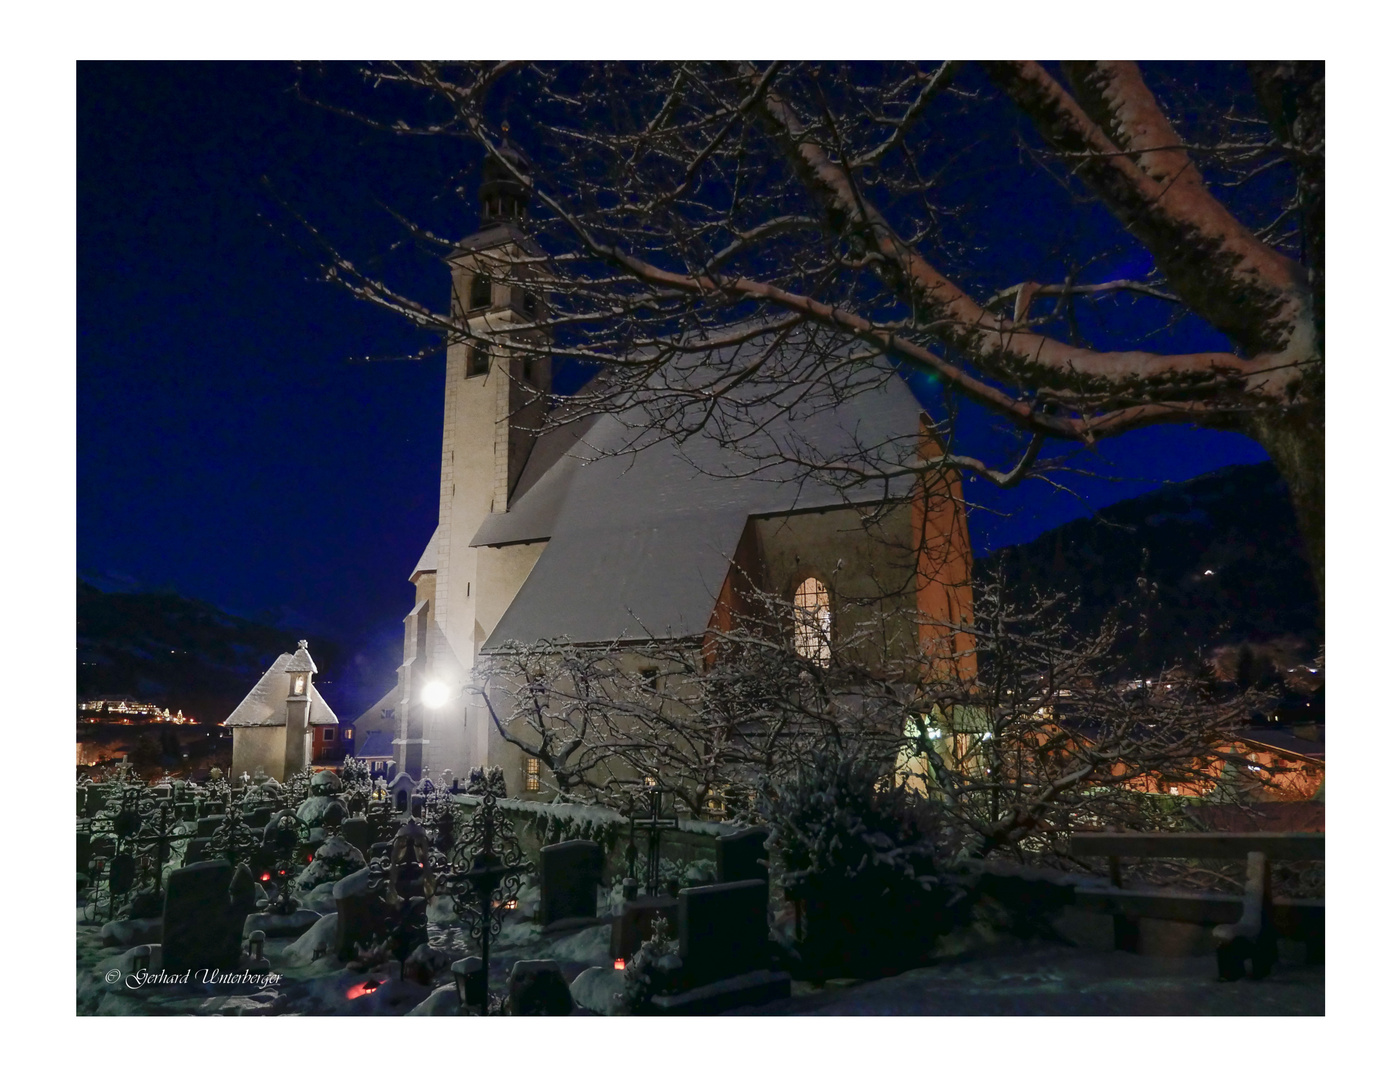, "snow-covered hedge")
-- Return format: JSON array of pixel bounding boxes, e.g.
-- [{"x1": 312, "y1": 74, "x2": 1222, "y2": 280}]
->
[
  {"x1": 762, "y1": 751, "x2": 952, "y2": 976},
  {"x1": 451, "y1": 794, "x2": 738, "y2": 876}
]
